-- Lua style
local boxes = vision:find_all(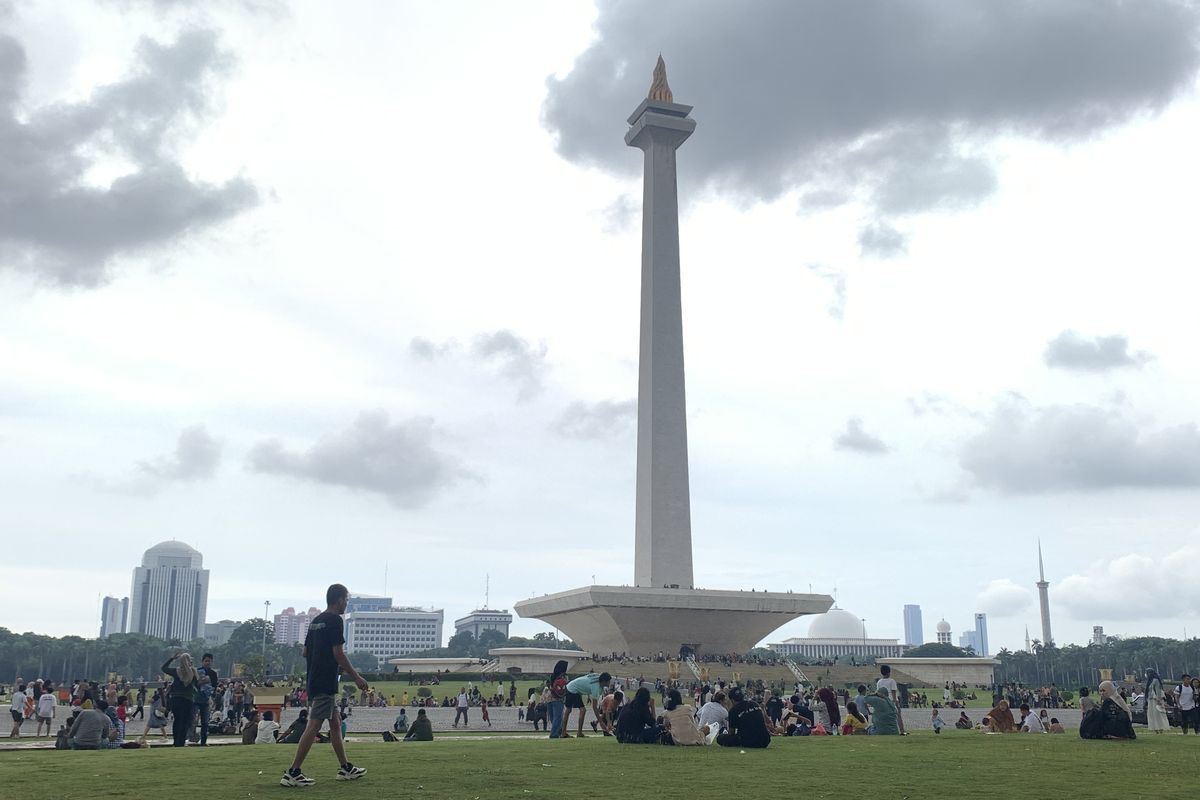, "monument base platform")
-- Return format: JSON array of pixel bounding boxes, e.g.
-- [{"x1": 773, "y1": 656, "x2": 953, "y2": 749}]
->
[{"x1": 514, "y1": 585, "x2": 832, "y2": 656}]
